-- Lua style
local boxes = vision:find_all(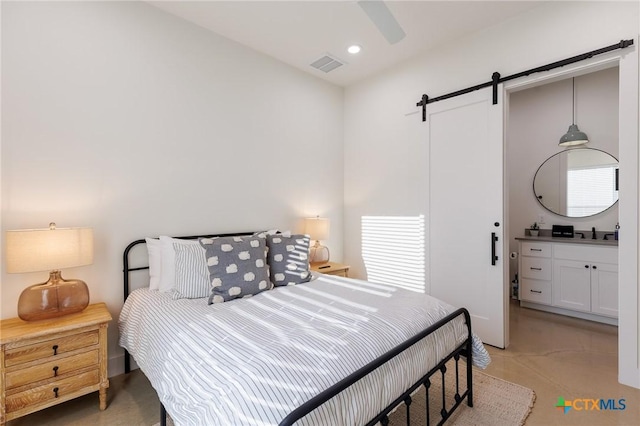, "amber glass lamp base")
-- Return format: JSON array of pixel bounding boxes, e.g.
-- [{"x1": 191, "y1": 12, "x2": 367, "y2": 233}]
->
[{"x1": 18, "y1": 270, "x2": 90, "y2": 321}]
